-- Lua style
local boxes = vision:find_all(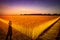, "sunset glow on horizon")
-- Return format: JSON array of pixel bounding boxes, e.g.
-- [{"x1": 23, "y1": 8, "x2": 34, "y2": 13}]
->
[{"x1": 0, "y1": 0, "x2": 60, "y2": 15}]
